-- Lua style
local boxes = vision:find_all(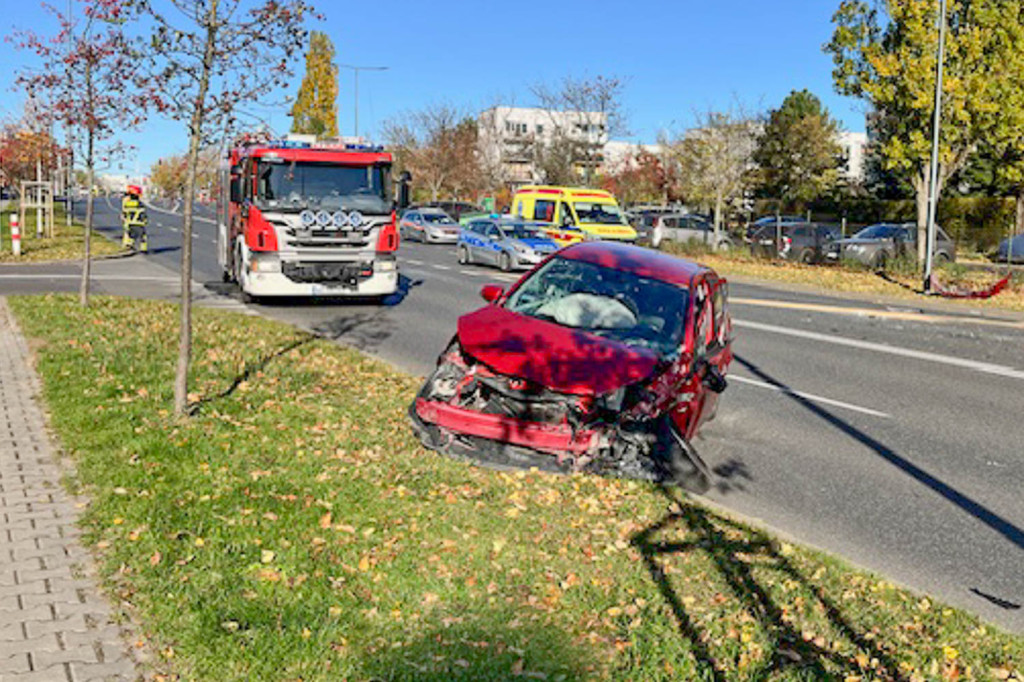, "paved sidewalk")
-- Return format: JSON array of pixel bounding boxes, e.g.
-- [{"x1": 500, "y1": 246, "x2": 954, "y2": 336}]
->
[{"x1": 0, "y1": 298, "x2": 138, "y2": 681}]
